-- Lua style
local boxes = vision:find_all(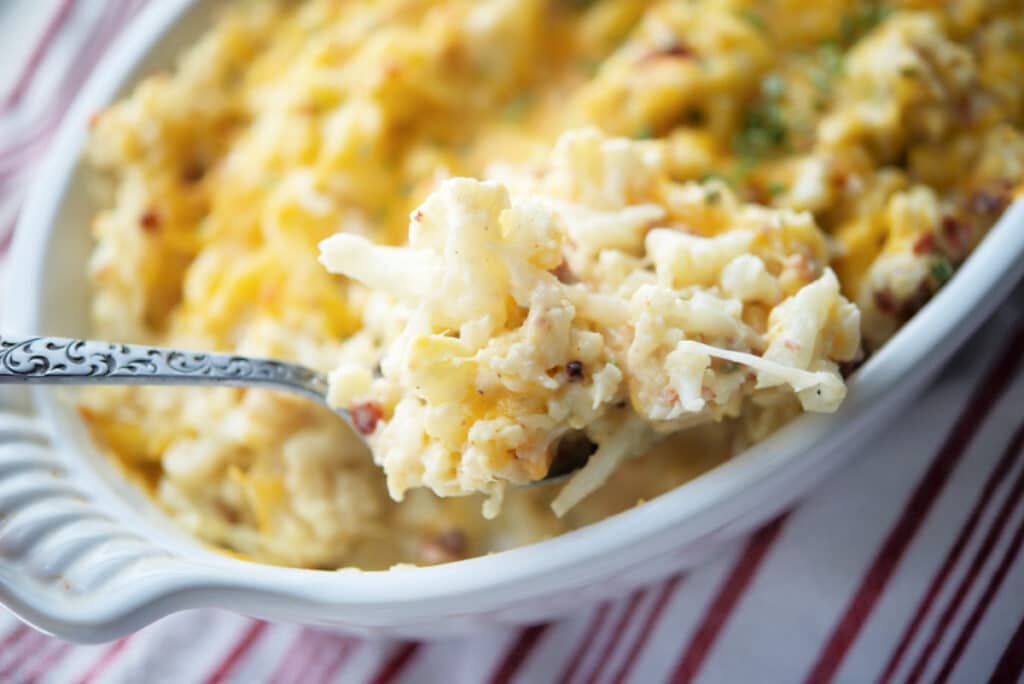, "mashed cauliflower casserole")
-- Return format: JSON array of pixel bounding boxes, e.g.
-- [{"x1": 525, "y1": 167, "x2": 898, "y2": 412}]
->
[{"x1": 81, "y1": 0, "x2": 1024, "y2": 568}]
